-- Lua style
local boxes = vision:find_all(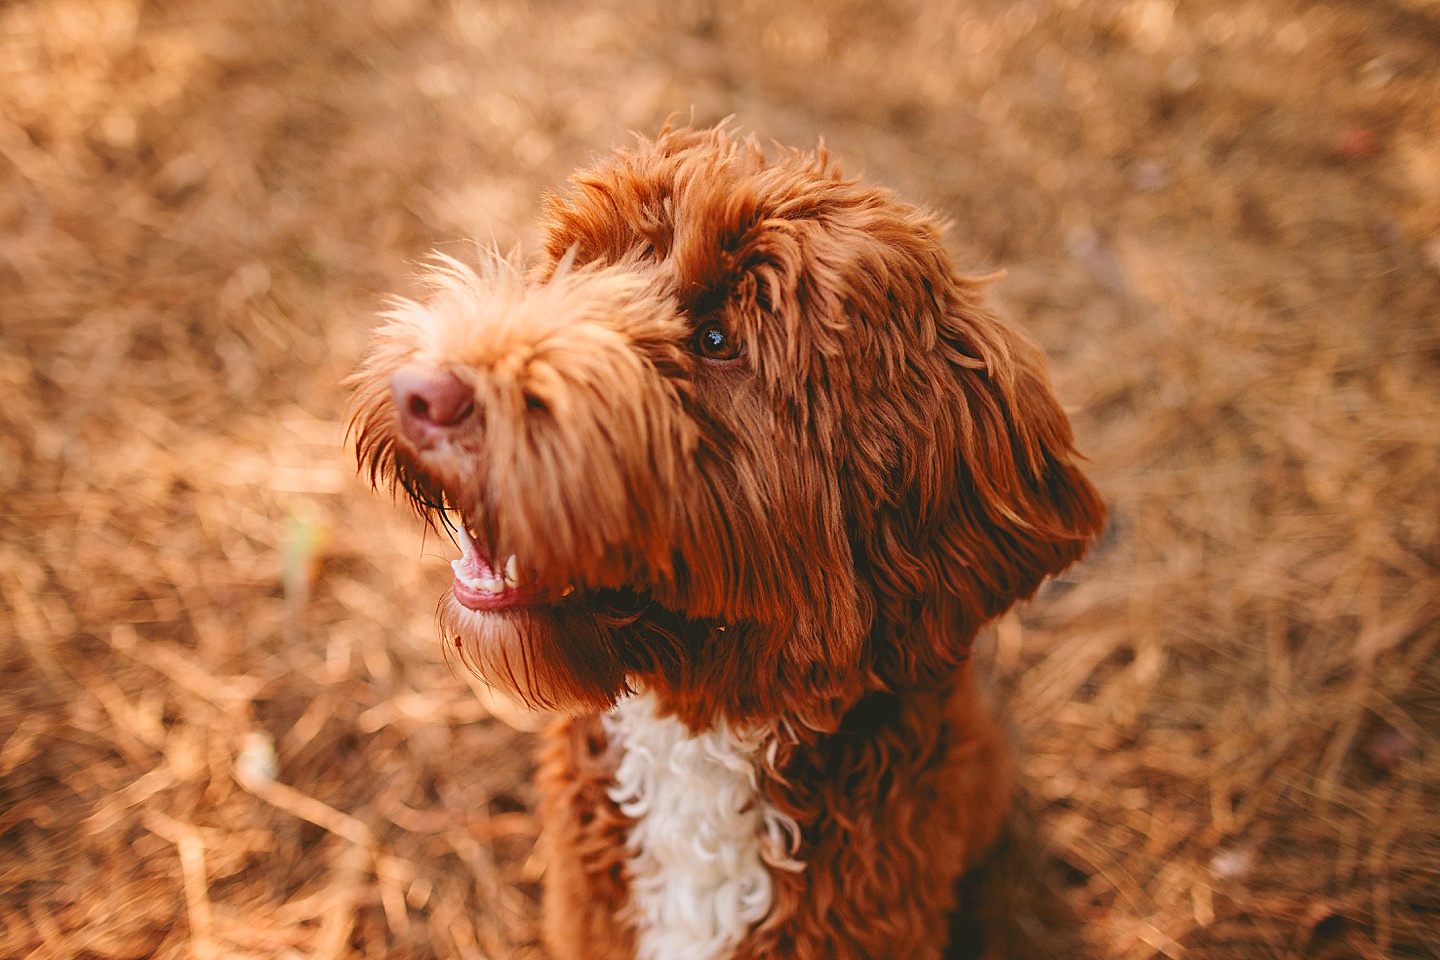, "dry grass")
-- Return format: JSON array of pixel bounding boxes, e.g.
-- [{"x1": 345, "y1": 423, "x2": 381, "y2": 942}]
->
[{"x1": 2, "y1": 0, "x2": 1438, "y2": 957}]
